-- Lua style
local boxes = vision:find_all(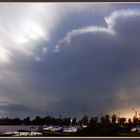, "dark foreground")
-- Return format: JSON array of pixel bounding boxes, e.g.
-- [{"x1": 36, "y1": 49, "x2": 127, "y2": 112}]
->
[
  {"x1": 0, "y1": 114, "x2": 140, "y2": 136},
  {"x1": 0, "y1": 124, "x2": 140, "y2": 137}
]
